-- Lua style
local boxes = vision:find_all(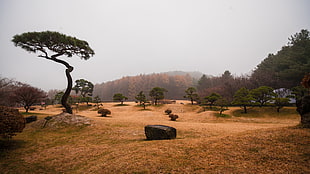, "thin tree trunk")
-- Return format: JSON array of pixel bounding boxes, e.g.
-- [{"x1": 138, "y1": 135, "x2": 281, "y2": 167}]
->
[
  {"x1": 24, "y1": 105, "x2": 29, "y2": 113},
  {"x1": 244, "y1": 105, "x2": 247, "y2": 113}
]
